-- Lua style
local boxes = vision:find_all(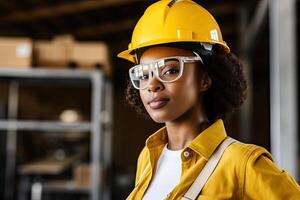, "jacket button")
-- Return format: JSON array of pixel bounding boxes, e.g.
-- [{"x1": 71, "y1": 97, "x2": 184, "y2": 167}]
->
[{"x1": 183, "y1": 150, "x2": 190, "y2": 158}]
